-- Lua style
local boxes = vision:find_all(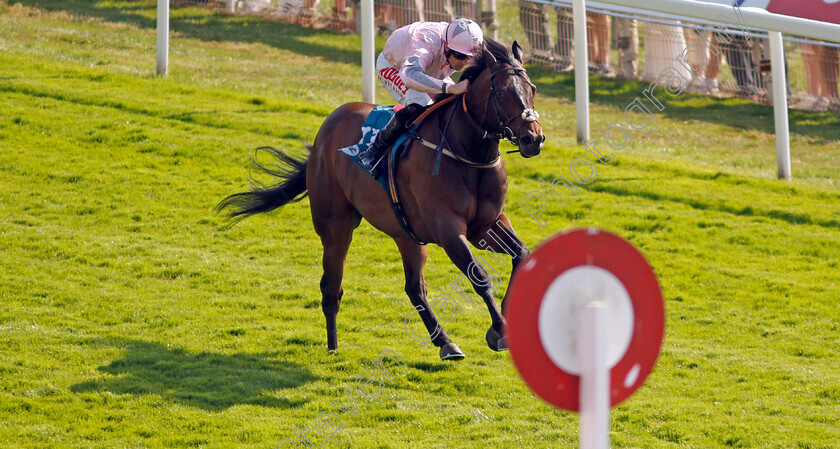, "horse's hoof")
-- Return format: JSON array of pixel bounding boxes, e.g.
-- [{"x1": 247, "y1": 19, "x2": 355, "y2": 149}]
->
[
  {"x1": 485, "y1": 327, "x2": 509, "y2": 352},
  {"x1": 439, "y1": 342, "x2": 465, "y2": 361}
]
